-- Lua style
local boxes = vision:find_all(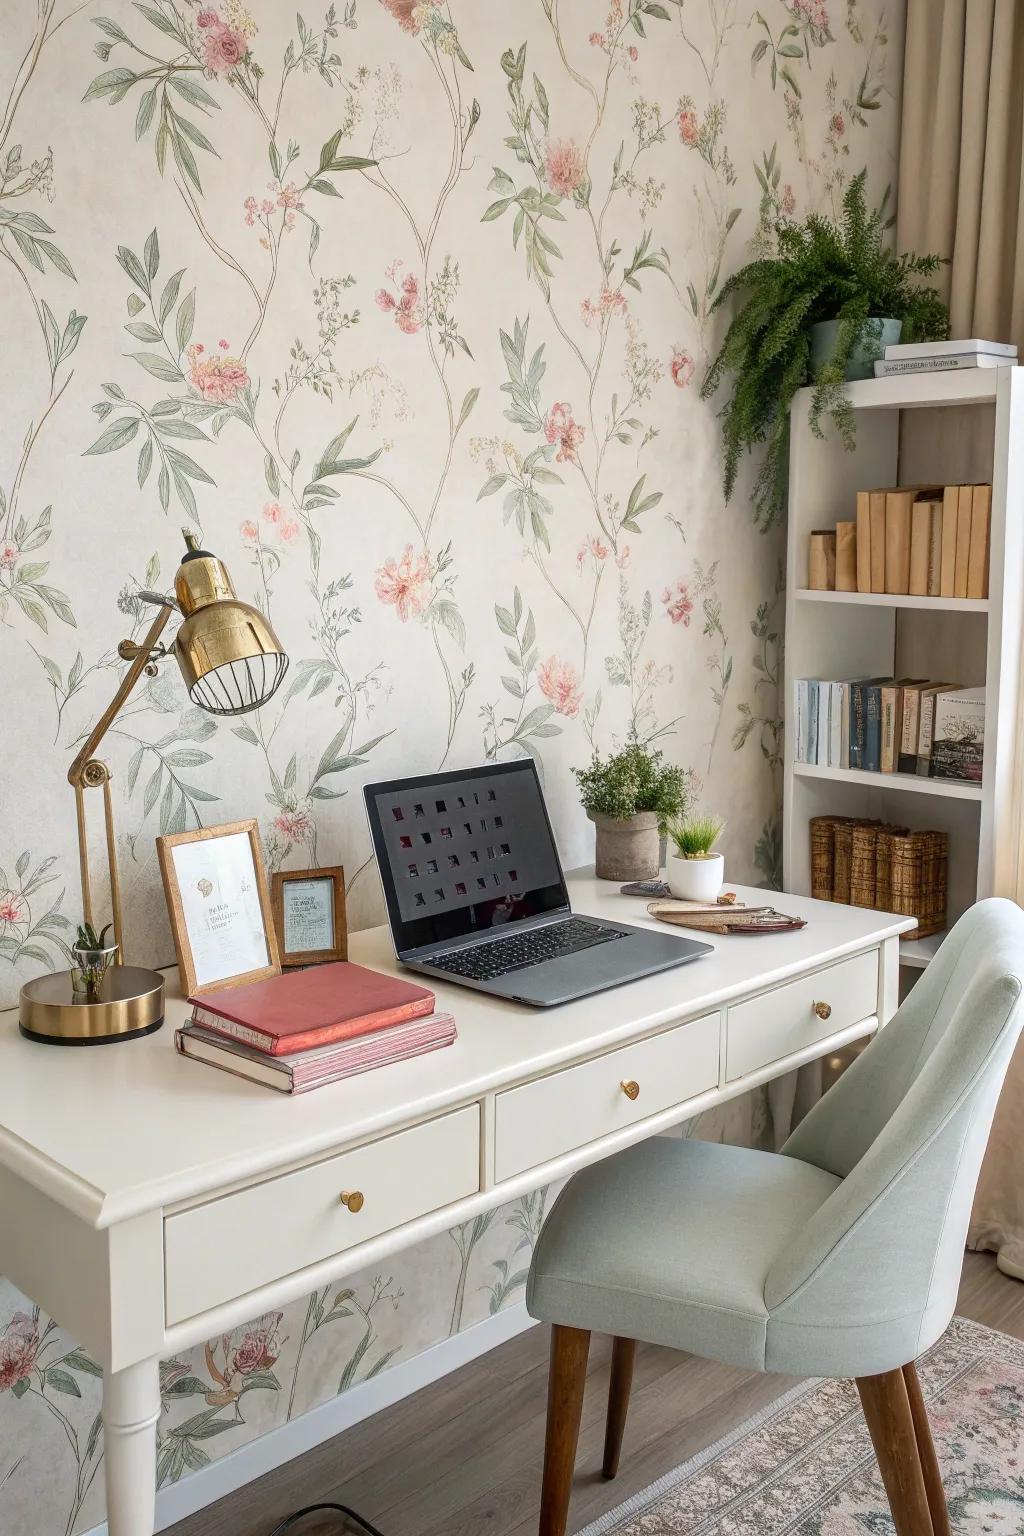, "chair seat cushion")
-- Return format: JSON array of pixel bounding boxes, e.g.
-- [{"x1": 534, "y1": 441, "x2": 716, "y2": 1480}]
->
[{"x1": 527, "y1": 1137, "x2": 840, "y2": 1372}]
